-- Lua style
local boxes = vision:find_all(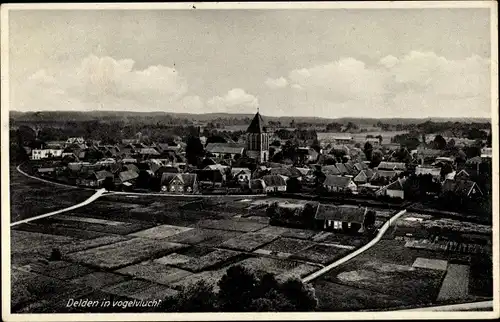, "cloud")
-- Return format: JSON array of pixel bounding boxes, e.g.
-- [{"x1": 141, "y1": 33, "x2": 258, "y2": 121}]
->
[
  {"x1": 265, "y1": 77, "x2": 288, "y2": 89},
  {"x1": 12, "y1": 55, "x2": 194, "y2": 112},
  {"x1": 272, "y1": 51, "x2": 491, "y2": 118},
  {"x1": 207, "y1": 88, "x2": 259, "y2": 113}
]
